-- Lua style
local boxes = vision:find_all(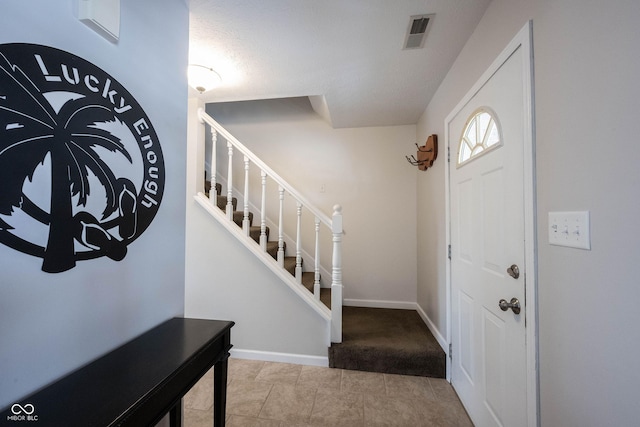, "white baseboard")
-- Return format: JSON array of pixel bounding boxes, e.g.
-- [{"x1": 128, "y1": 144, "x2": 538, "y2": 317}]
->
[
  {"x1": 230, "y1": 348, "x2": 329, "y2": 367},
  {"x1": 343, "y1": 298, "x2": 418, "y2": 310},
  {"x1": 416, "y1": 304, "x2": 448, "y2": 354}
]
